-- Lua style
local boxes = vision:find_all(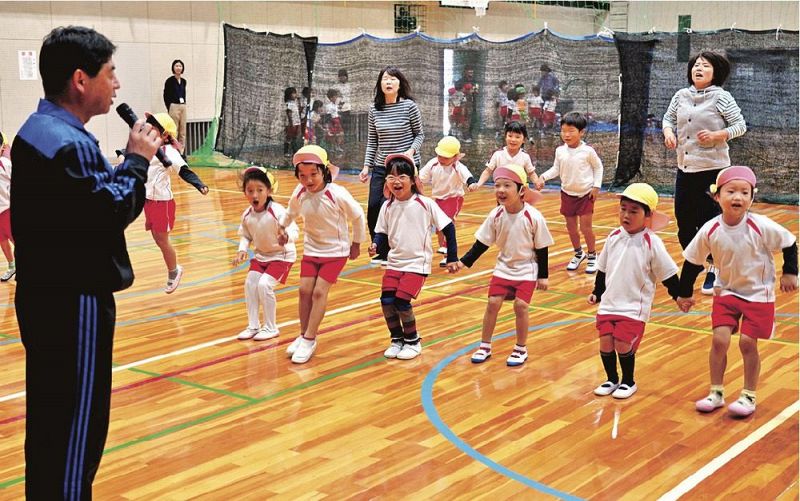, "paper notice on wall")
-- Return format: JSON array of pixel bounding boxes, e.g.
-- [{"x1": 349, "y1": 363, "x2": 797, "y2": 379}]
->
[{"x1": 18, "y1": 50, "x2": 37, "y2": 80}]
